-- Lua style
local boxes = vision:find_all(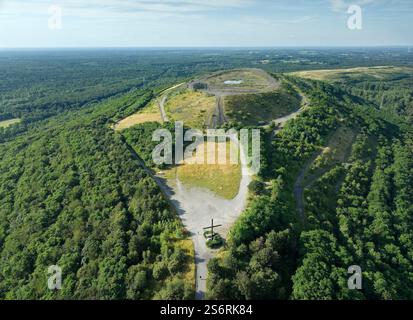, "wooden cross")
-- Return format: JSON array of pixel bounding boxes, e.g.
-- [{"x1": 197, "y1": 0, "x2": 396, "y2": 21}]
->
[{"x1": 203, "y1": 219, "x2": 222, "y2": 239}]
